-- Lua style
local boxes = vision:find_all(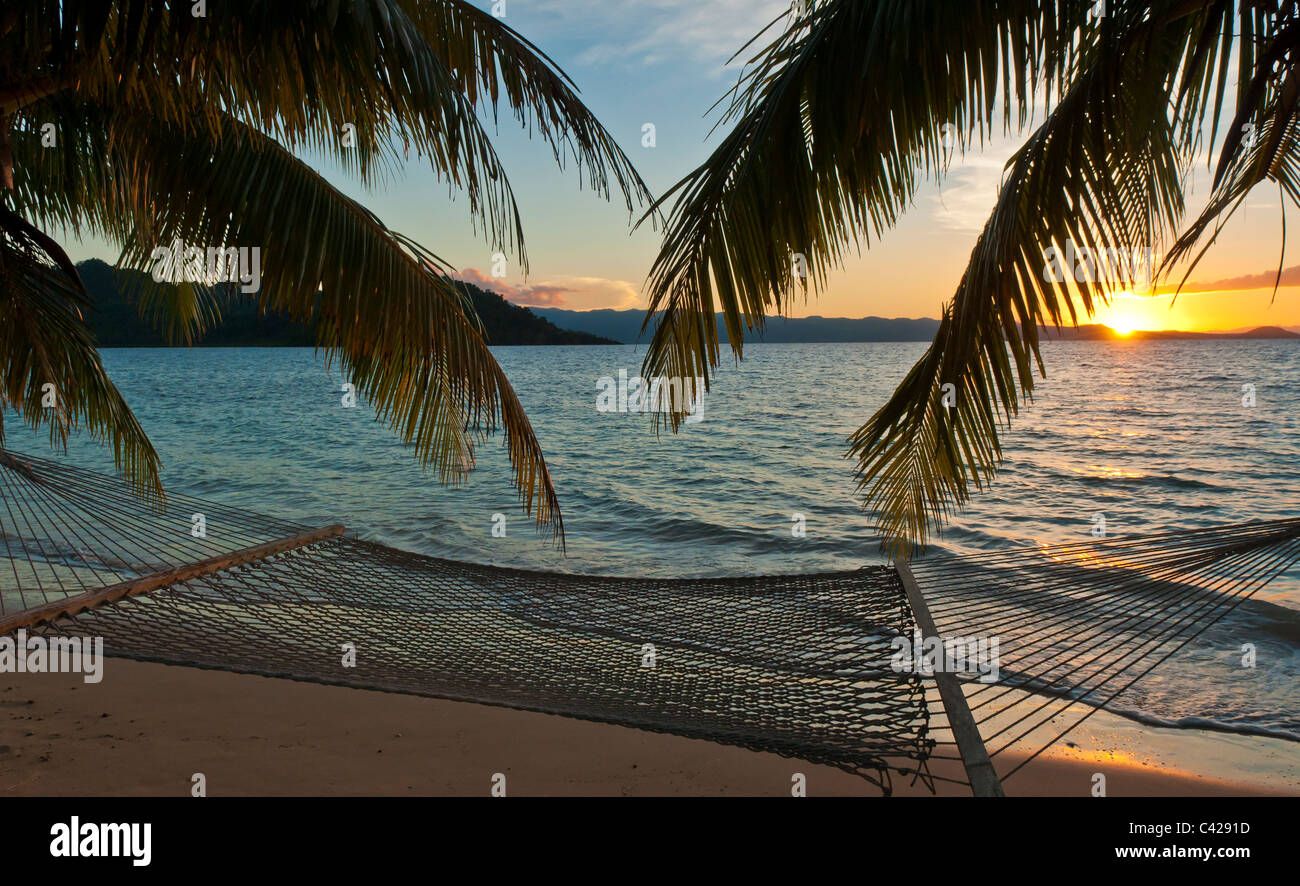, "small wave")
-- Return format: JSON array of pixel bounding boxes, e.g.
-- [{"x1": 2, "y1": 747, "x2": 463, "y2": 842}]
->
[
  {"x1": 1100, "y1": 704, "x2": 1300, "y2": 743},
  {"x1": 1033, "y1": 464, "x2": 1225, "y2": 491},
  {"x1": 1143, "y1": 474, "x2": 1221, "y2": 491}
]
